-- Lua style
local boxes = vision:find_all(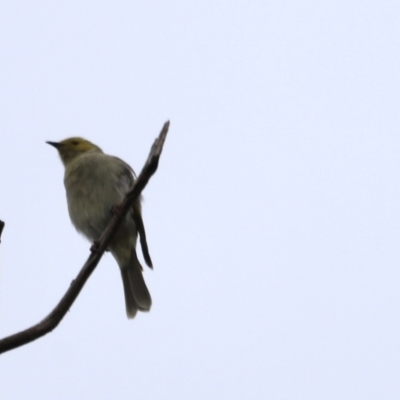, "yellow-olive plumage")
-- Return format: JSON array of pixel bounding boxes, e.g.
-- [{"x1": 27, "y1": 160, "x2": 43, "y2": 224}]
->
[{"x1": 47, "y1": 137, "x2": 152, "y2": 318}]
